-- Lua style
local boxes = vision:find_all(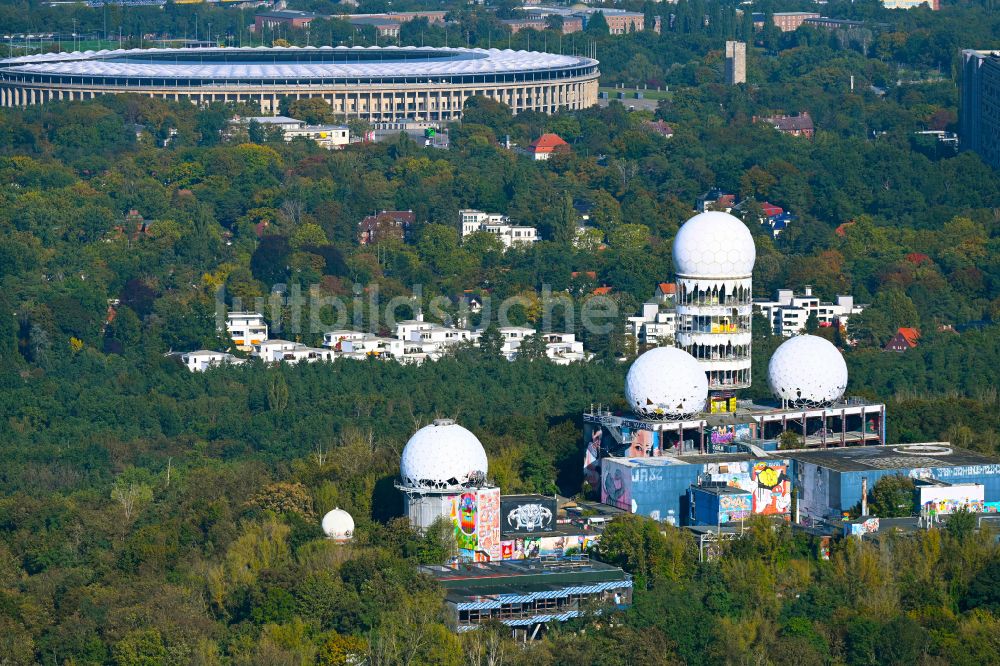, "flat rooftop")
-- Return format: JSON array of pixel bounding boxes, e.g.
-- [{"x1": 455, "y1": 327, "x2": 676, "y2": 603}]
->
[
  {"x1": 500, "y1": 526, "x2": 603, "y2": 541},
  {"x1": 739, "y1": 397, "x2": 884, "y2": 417},
  {"x1": 605, "y1": 451, "x2": 773, "y2": 468},
  {"x1": 786, "y1": 443, "x2": 1000, "y2": 472},
  {"x1": 421, "y1": 558, "x2": 629, "y2": 596},
  {"x1": 503, "y1": 494, "x2": 555, "y2": 503},
  {"x1": 584, "y1": 397, "x2": 884, "y2": 428},
  {"x1": 693, "y1": 484, "x2": 752, "y2": 496}
]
